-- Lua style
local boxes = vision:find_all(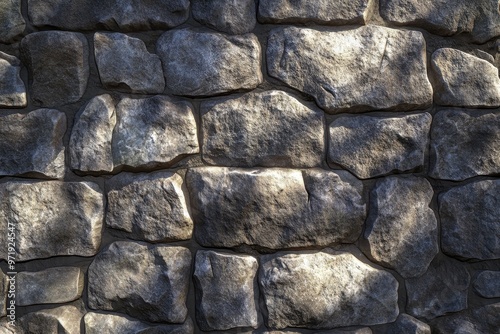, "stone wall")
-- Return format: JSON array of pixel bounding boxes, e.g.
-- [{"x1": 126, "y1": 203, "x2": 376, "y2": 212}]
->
[{"x1": 0, "y1": 0, "x2": 499, "y2": 333}]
